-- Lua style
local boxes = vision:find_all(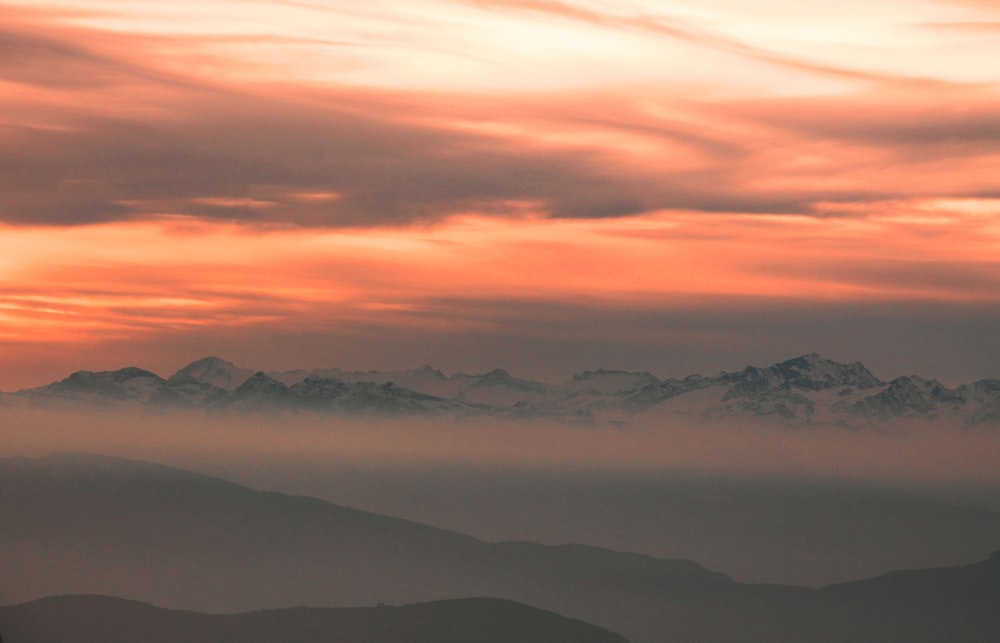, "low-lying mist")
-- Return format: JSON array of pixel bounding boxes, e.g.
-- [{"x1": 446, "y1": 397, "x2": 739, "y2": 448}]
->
[{"x1": 2, "y1": 407, "x2": 998, "y2": 484}]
